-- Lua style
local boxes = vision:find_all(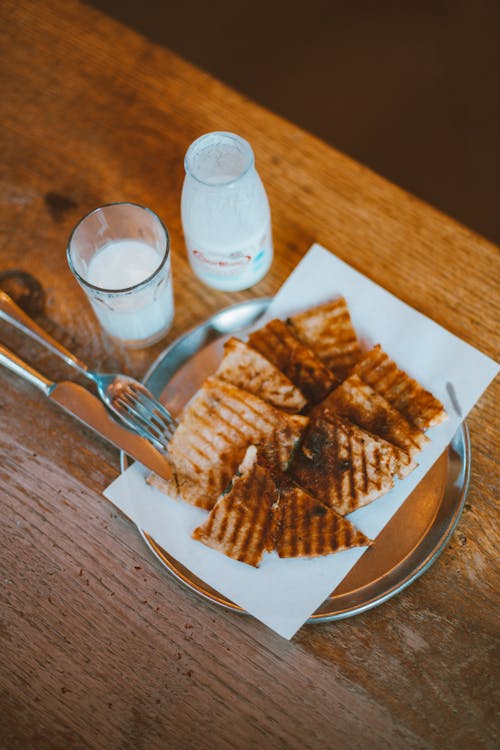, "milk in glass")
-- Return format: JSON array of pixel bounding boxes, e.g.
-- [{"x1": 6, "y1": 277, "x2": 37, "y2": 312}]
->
[
  {"x1": 86, "y1": 239, "x2": 173, "y2": 343},
  {"x1": 67, "y1": 203, "x2": 174, "y2": 348}
]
